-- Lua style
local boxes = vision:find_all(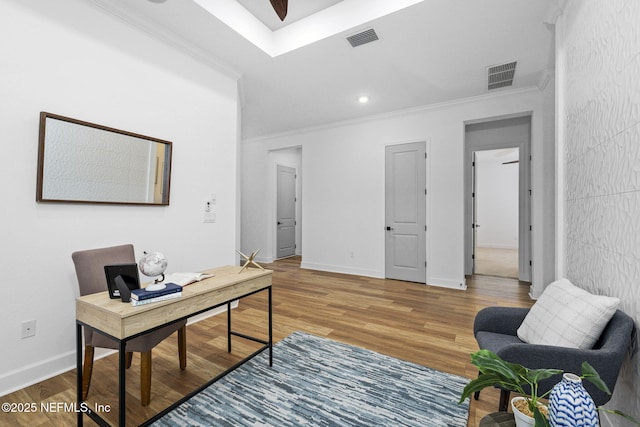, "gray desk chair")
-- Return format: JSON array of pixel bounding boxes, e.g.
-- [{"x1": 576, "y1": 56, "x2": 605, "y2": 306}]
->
[
  {"x1": 473, "y1": 307, "x2": 635, "y2": 411},
  {"x1": 72, "y1": 244, "x2": 187, "y2": 406}
]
